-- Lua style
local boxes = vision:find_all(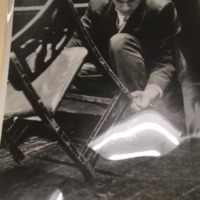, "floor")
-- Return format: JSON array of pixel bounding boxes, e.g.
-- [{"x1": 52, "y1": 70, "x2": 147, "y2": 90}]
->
[
  {"x1": 1, "y1": 134, "x2": 200, "y2": 200},
  {"x1": 0, "y1": 77, "x2": 200, "y2": 200}
]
